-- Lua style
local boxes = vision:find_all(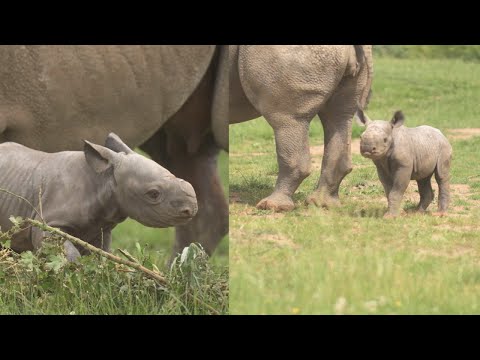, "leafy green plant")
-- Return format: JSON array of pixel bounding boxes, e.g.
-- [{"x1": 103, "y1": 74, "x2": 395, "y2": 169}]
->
[{"x1": 0, "y1": 225, "x2": 227, "y2": 315}]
